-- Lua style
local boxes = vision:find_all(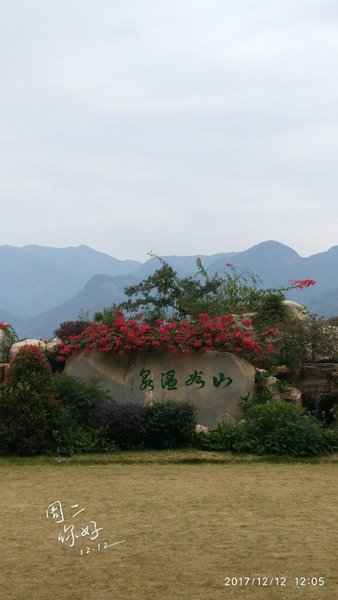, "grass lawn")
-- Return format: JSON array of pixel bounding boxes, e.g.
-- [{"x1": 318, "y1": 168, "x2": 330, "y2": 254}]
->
[{"x1": 1, "y1": 451, "x2": 338, "y2": 600}]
